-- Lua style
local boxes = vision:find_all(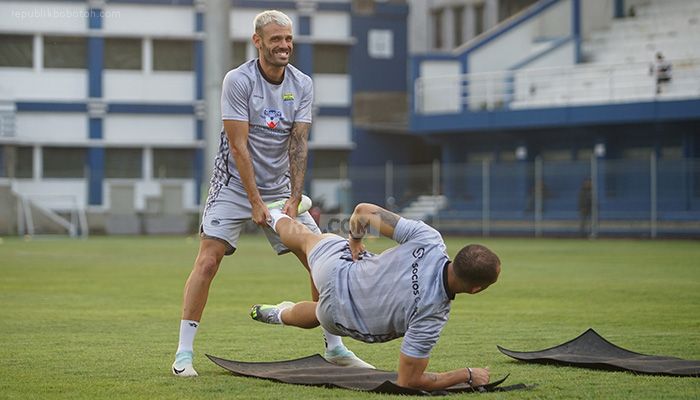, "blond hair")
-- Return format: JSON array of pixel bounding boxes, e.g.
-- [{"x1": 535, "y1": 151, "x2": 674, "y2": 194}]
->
[{"x1": 254, "y1": 10, "x2": 292, "y2": 36}]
